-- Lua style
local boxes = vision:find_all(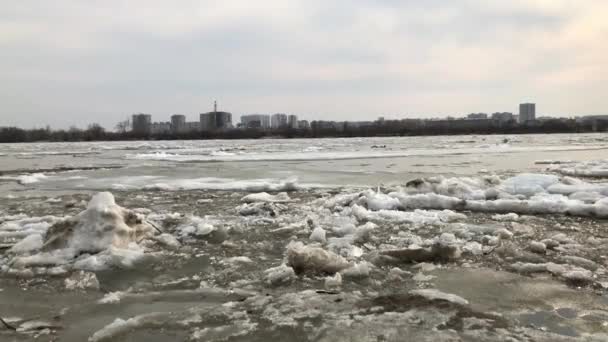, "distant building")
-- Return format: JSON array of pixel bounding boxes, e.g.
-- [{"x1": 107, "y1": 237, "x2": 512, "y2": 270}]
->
[
  {"x1": 491, "y1": 112, "x2": 514, "y2": 123},
  {"x1": 241, "y1": 114, "x2": 270, "y2": 129},
  {"x1": 519, "y1": 103, "x2": 536, "y2": 123},
  {"x1": 200, "y1": 101, "x2": 233, "y2": 131},
  {"x1": 171, "y1": 114, "x2": 186, "y2": 133},
  {"x1": 184, "y1": 121, "x2": 200, "y2": 132},
  {"x1": 577, "y1": 115, "x2": 608, "y2": 132},
  {"x1": 467, "y1": 113, "x2": 488, "y2": 120},
  {"x1": 288, "y1": 115, "x2": 298, "y2": 129},
  {"x1": 298, "y1": 120, "x2": 310, "y2": 130},
  {"x1": 271, "y1": 113, "x2": 288, "y2": 129},
  {"x1": 311, "y1": 120, "x2": 346, "y2": 131},
  {"x1": 422, "y1": 118, "x2": 493, "y2": 131},
  {"x1": 150, "y1": 122, "x2": 171, "y2": 134},
  {"x1": 346, "y1": 121, "x2": 374, "y2": 129},
  {"x1": 132, "y1": 113, "x2": 152, "y2": 134}
]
